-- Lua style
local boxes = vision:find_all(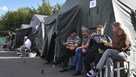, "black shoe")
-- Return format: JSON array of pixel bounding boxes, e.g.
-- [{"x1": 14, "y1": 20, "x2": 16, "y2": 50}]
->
[
  {"x1": 73, "y1": 71, "x2": 81, "y2": 76},
  {"x1": 59, "y1": 69, "x2": 68, "y2": 72}
]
